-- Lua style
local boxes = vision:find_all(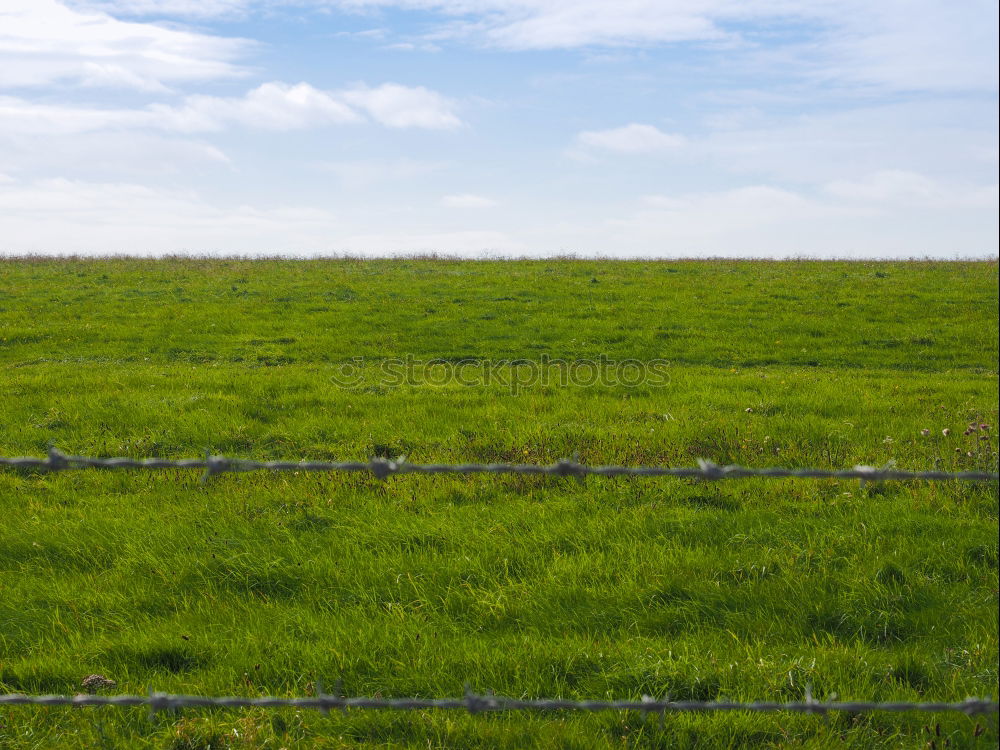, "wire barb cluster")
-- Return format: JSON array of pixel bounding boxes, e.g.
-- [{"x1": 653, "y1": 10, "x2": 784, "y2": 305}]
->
[
  {"x1": 0, "y1": 448, "x2": 996, "y2": 483},
  {"x1": 0, "y1": 691, "x2": 996, "y2": 716}
]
